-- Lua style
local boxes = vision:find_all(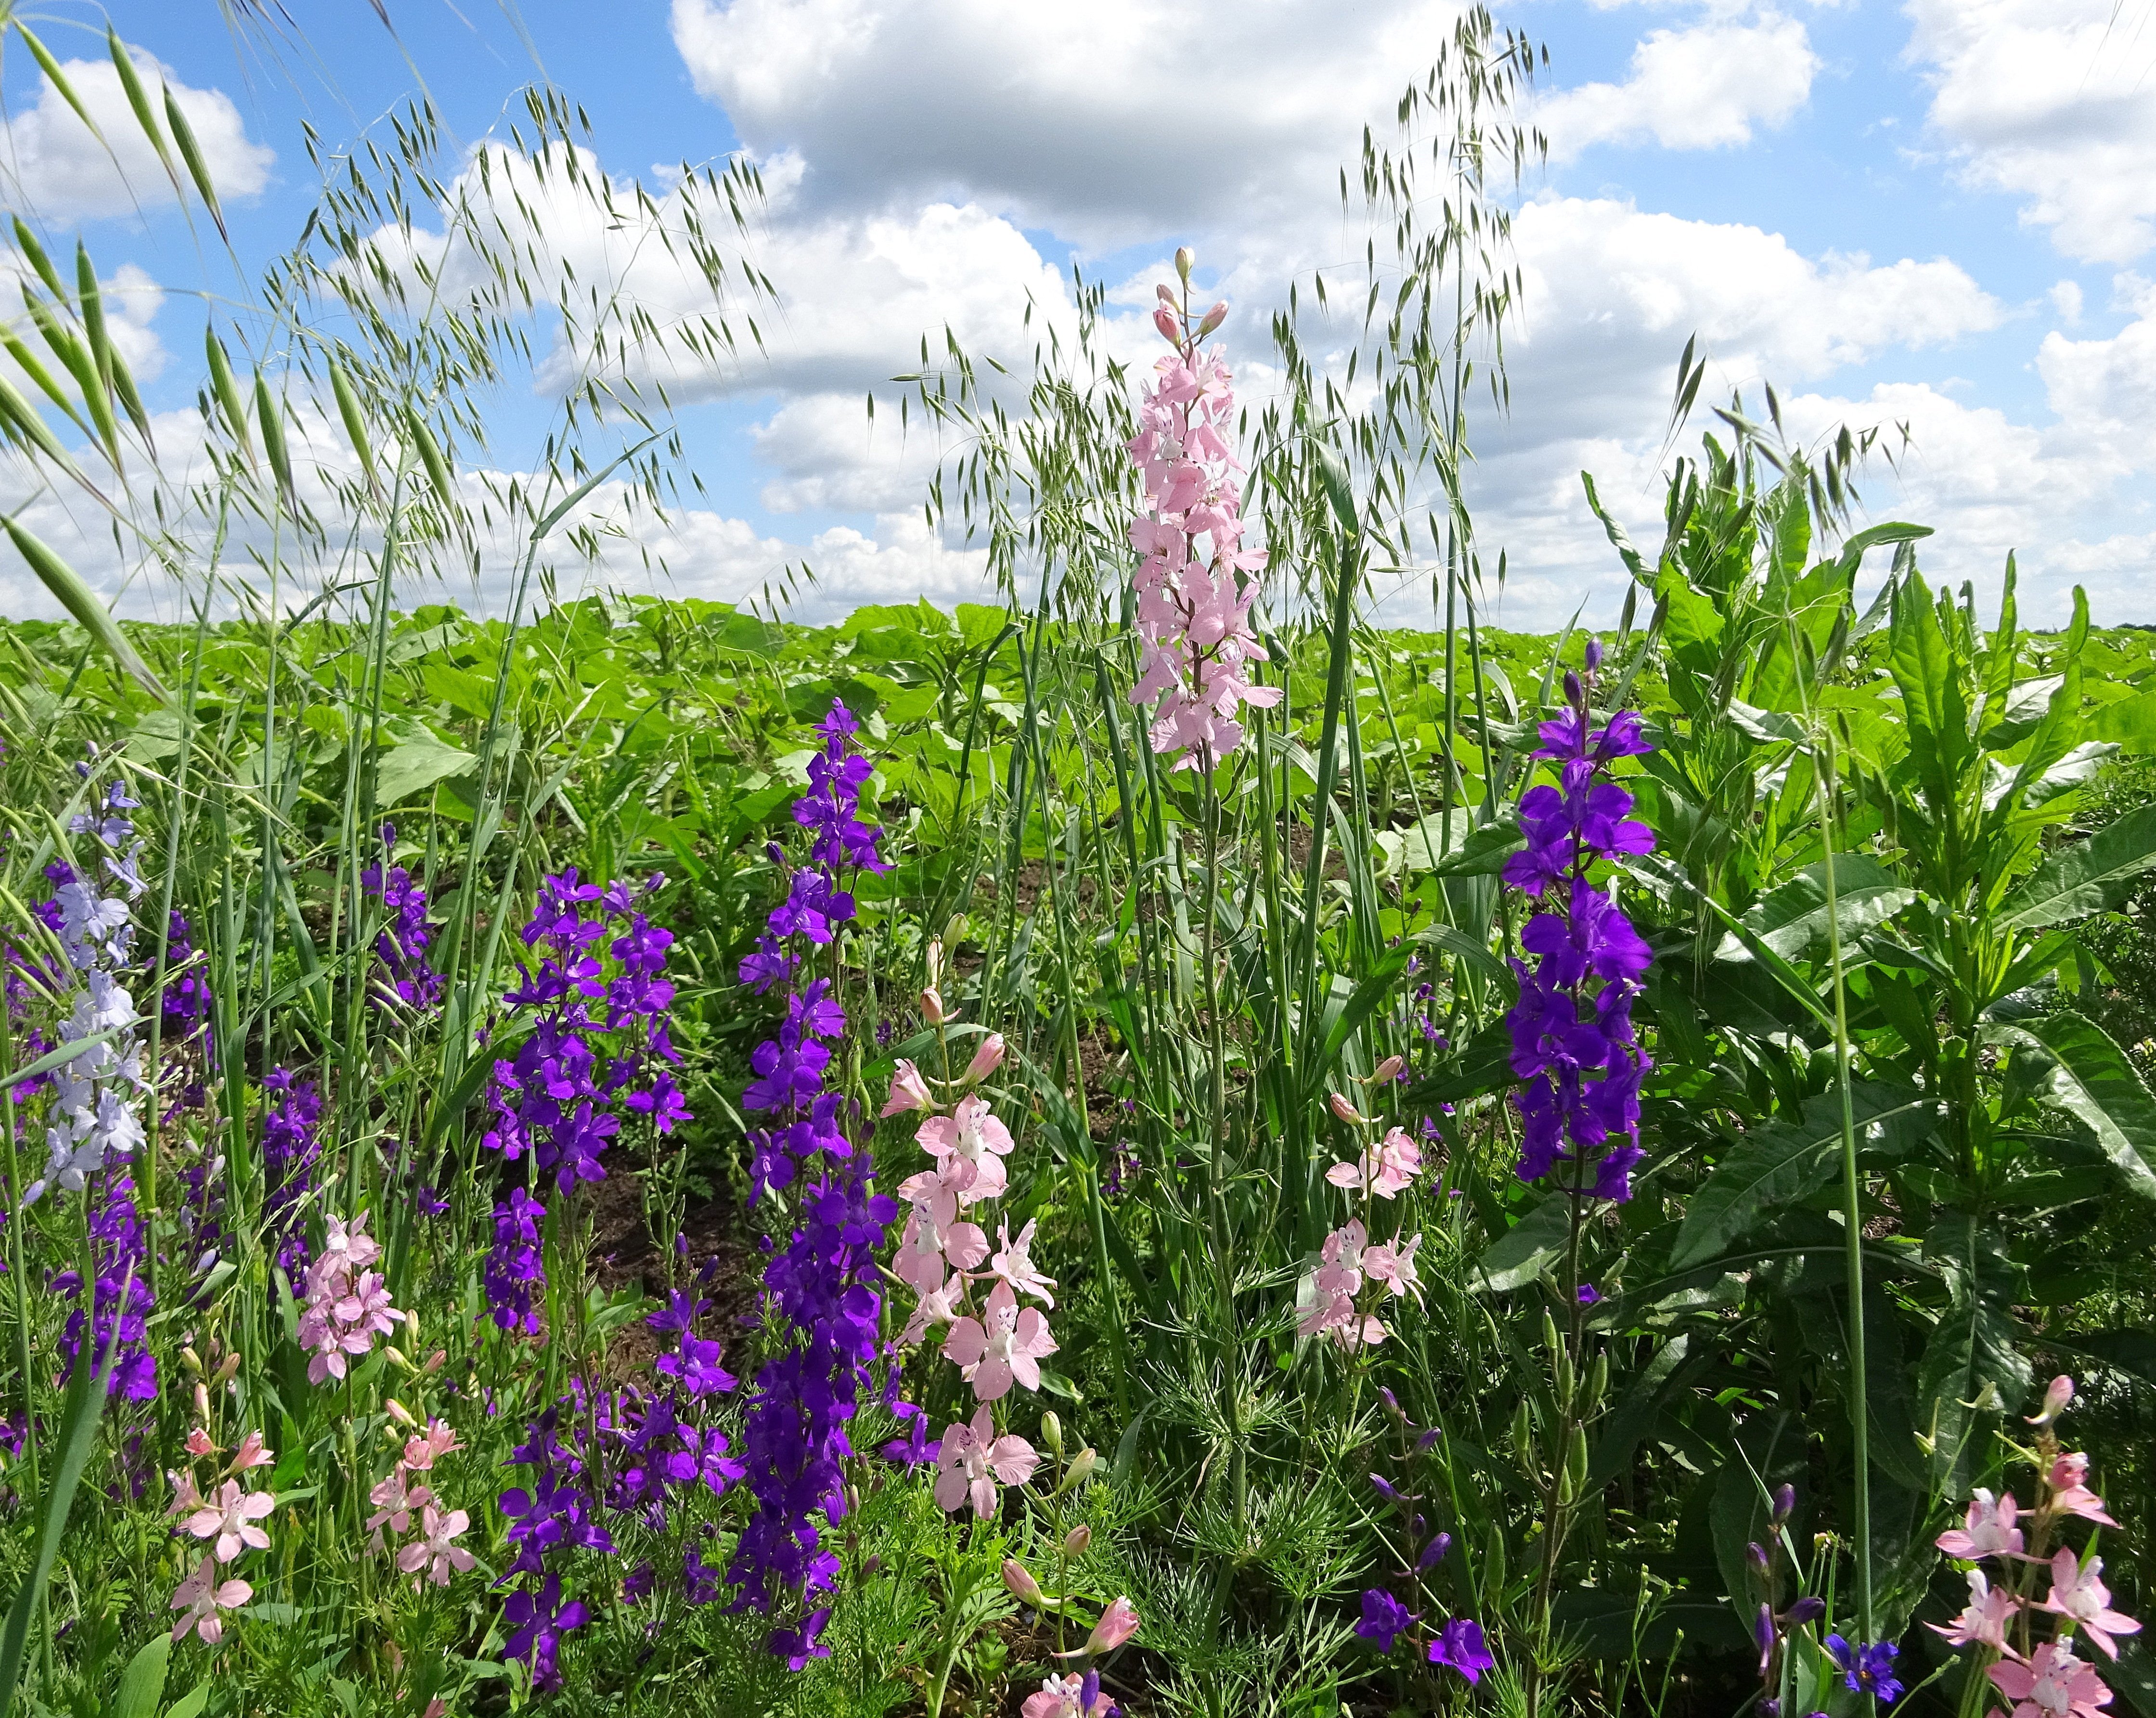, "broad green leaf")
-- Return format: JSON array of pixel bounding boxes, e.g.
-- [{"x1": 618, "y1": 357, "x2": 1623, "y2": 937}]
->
[
  {"x1": 2091, "y1": 688, "x2": 2156, "y2": 753},
  {"x1": 1995, "y1": 1010, "x2": 2156, "y2": 1200},
  {"x1": 115, "y1": 1635, "x2": 171, "y2": 1718},
  {"x1": 1997, "y1": 802, "x2": 2156, "y2": 930},
  {"x1": 1716, "y1": 854, "x2": 1915, "y2": 965},
  {"x1": 161, "y1": 1682, "x2": 210, "y2": 1718},
  {"x1": 373, "y1": 736, "x2": 478, "y2": 807},
  {"x1": 1725, "y1": 700, "x2": 1806, "y2": 744},
  {"x1": 1919, "y1": 1216, "x2": 2030, "y2": 1490},
  {"x1": 1474, "y1": 1194, "x2": 1573, "y2": 1293},
  {"x1": 1670, "y1": 1083, "x2": 1934, "y2": 1270}
]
